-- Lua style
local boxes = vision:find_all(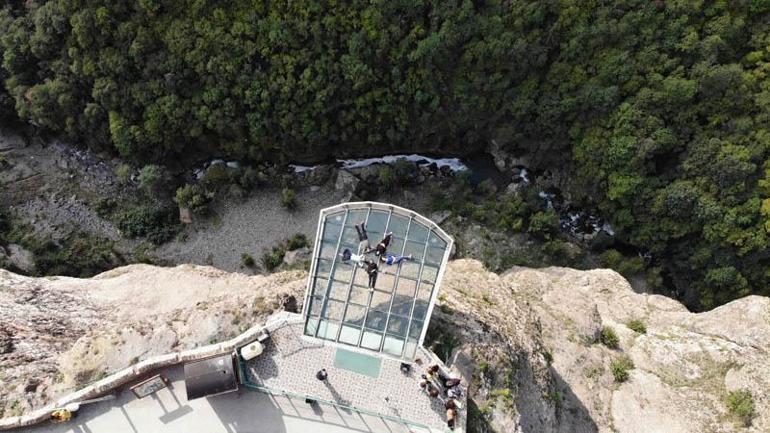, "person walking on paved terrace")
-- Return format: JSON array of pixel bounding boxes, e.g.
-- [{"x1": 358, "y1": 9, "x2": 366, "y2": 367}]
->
[
  {"x1": 315, "y1": 368, "x2": 328, "y2": 382},
  {"x1": 379, "y1": 252, "x2": 413, "y2": 266}
]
